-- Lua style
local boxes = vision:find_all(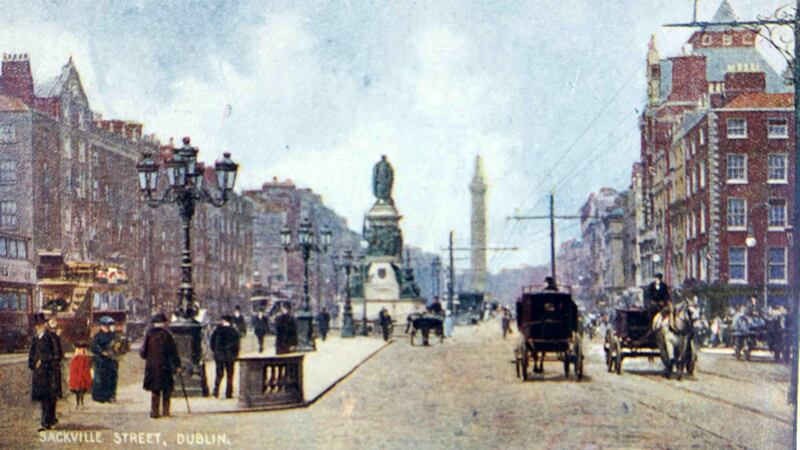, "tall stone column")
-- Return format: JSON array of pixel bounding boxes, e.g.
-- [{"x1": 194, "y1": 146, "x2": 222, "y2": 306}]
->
[{"x1": 470, "y1": 155, "x2": 487, "y2": 293}]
